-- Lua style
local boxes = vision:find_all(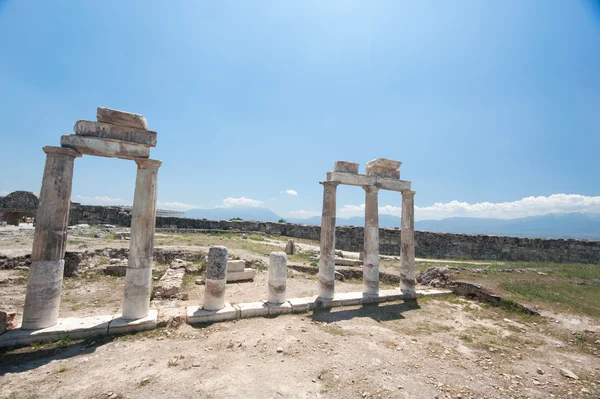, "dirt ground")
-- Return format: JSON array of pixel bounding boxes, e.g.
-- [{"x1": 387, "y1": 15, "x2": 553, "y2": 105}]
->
[{"x1": 1, "y1": 226, "x2": 599, "y2": 398}]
